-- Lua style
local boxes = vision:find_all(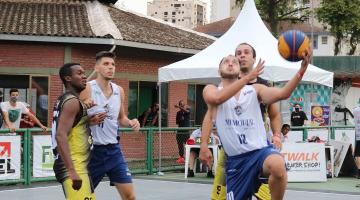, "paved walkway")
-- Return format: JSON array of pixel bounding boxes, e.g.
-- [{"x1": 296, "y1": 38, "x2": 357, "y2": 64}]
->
[{"x1": 0, "y1": 173, "x2": 359, "y2": 199}]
